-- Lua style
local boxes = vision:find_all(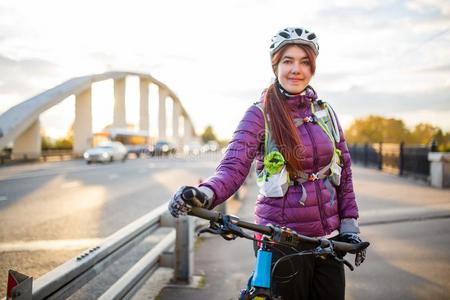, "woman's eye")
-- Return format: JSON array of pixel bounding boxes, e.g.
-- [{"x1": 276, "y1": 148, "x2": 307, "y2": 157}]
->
[
  {"x1": 283, "y1": 60, "x2": 292, "y2": 64},
  {"x1": 302, "y1": 61, "x2": 310, "y2": 65}
]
